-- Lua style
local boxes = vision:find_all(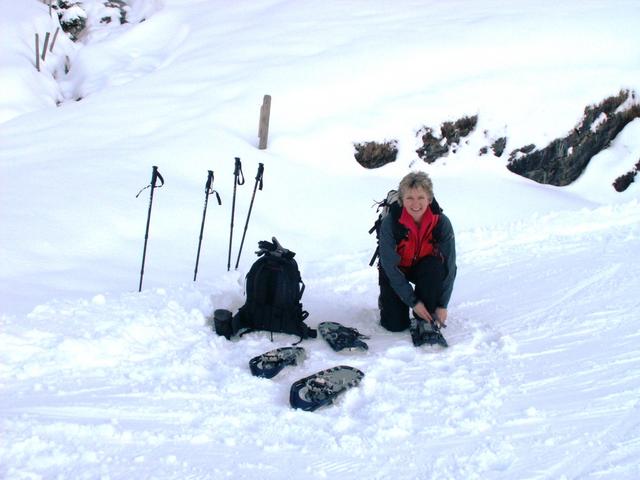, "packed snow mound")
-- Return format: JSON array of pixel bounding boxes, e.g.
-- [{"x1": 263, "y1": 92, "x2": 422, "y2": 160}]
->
[{"x1": 2, "y1": 201, "x2": 640, "y2": 478}]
